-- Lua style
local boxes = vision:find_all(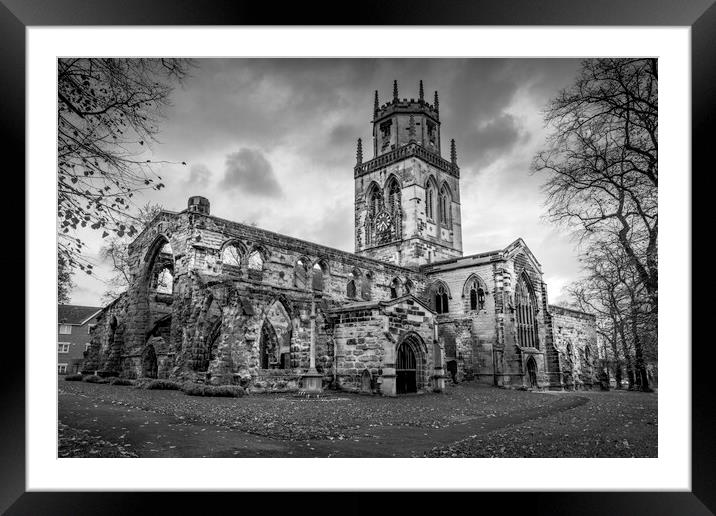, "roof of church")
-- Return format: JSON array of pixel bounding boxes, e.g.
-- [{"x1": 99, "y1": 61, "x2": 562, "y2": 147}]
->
[
  {"x1": 421, "y1": 238, "x2": 542, "y2": 273},
  {"x1": 328, "y1": 294, "x2": 435, "y2": 315}
]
